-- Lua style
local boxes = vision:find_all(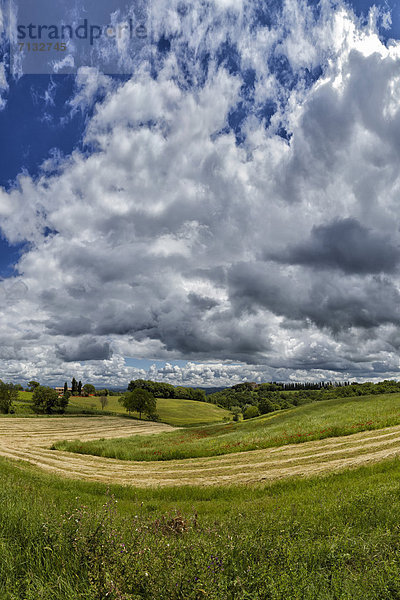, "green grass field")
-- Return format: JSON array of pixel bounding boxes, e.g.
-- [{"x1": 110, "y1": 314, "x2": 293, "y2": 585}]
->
[
  {"x1": 11, "y1": 391, "x2": 230, "y2": 427},
  {"x1": 68, "y1": 395, "x2": 230, "y2": 426},
  {"x1": 56, "y1": 392, "x2": 400, "y2": 461},
  {"x1": 2, "y1": 454, "x2": 400, "y2": 599}
]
